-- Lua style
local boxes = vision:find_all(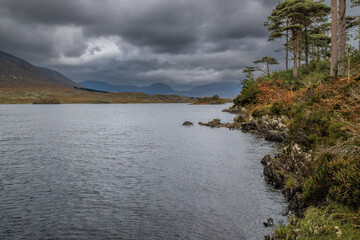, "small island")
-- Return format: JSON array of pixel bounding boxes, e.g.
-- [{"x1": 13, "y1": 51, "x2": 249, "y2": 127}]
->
[{"x1": 192, "y1": 95, "x2": 230, "y2": 105}]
